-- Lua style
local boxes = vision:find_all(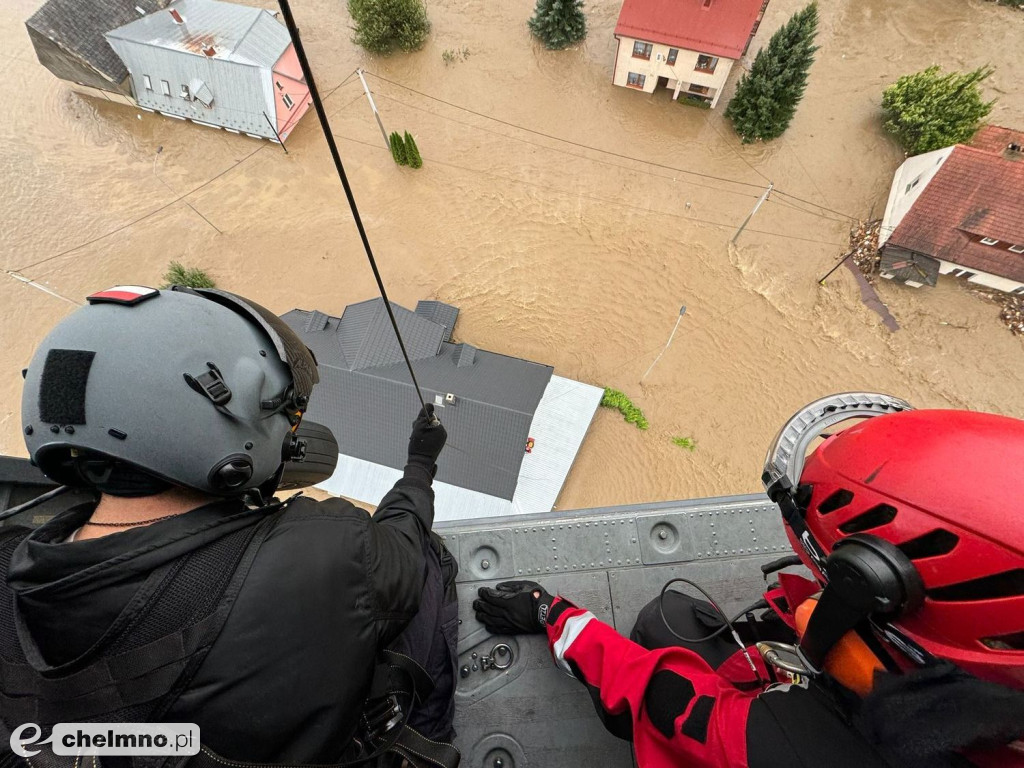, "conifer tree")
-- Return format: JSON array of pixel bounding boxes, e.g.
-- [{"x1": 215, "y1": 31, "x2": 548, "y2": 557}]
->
[
  {"x1": 724, "y1": 2, "x2": 819, "y2": 143},
  {"x1": 348, "y1": 0, "x2": 430, "y2": 55},
  {"x1": 404, "y1": 131, "x2": 423, "y2": 168},
  {"x1": 528, "y1": 0, "x2": 586, "y2": 50},
  {"x1": 389, "y1": 131, "x2": 408, "y2": 165}
]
